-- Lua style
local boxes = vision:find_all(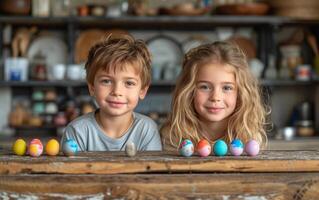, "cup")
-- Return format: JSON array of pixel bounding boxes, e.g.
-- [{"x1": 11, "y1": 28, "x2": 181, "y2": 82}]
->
[
  {"x1": 278, "y1": 127, "x2": 296, "y2": 141},
  {"x1": 52, "y1": 64, "x2": 66, "y2": 80},
  {"x1": 5, "y1": 57, "x2": 29, "y2": 81},
  {"x1": 66, "y1": 64, "x2": 81, "y2": 80}
]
